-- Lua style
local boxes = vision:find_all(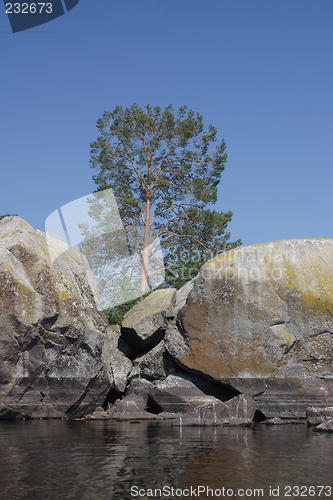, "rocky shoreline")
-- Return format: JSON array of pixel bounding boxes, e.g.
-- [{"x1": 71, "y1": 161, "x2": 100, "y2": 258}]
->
[{"x1": 1, "y1": 217, "x2": 333, "y2": 432}]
